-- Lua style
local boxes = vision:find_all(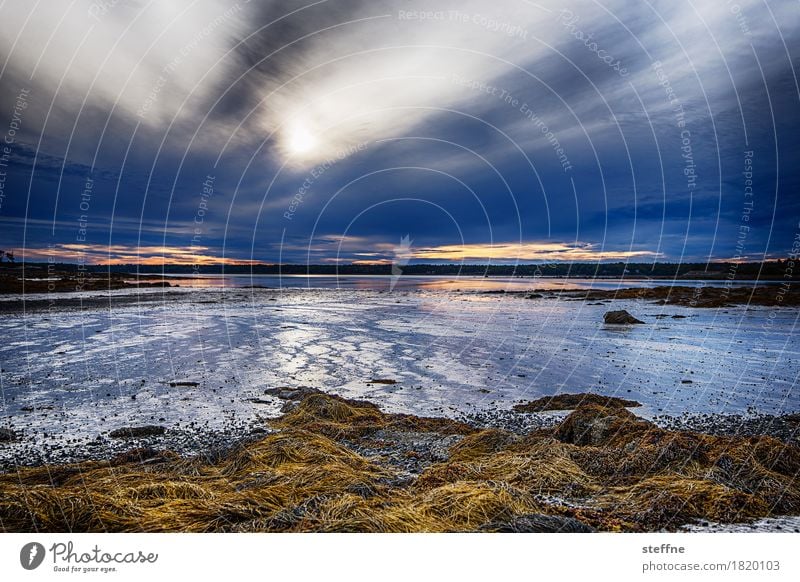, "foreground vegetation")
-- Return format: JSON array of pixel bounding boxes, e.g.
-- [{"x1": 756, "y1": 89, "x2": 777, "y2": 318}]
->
[{"x1": 1, "y1": 392, "x2": 798, "y2": 532}]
